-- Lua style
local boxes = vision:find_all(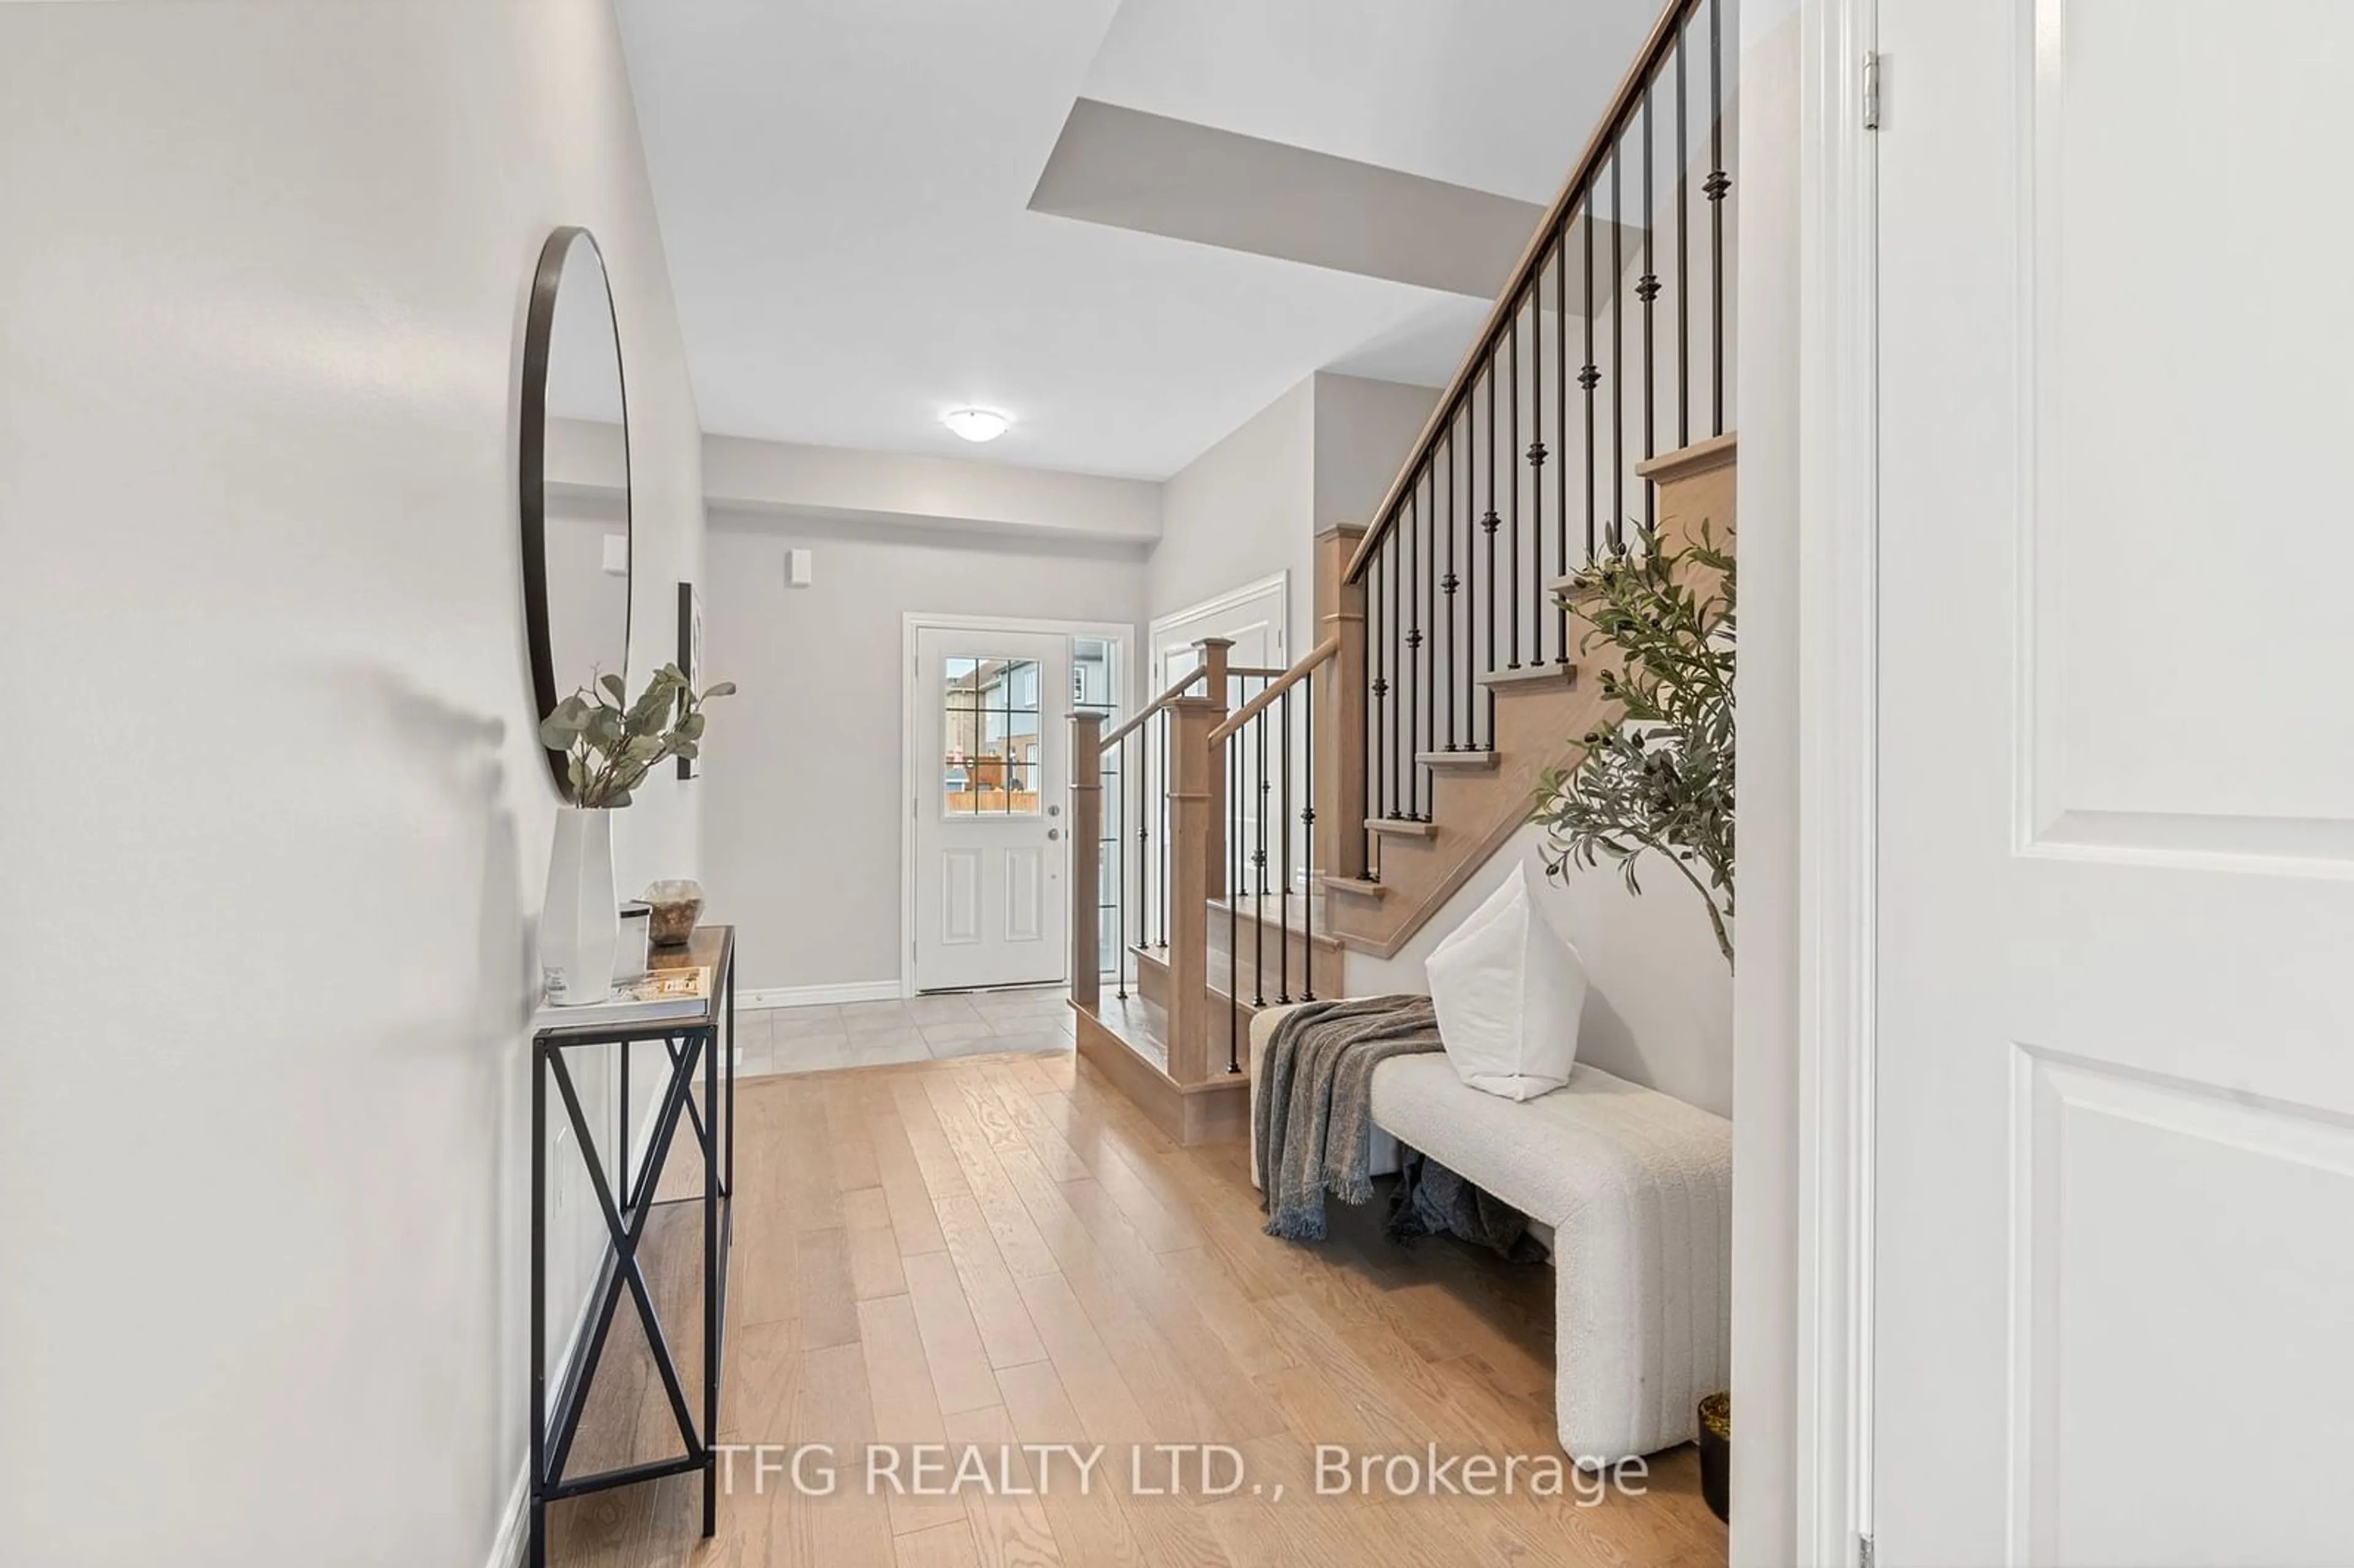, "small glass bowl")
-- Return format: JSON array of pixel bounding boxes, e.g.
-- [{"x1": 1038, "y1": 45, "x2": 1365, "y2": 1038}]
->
[{"x1": 642, "y1": 879, "x2": 704, "y2": 946}]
